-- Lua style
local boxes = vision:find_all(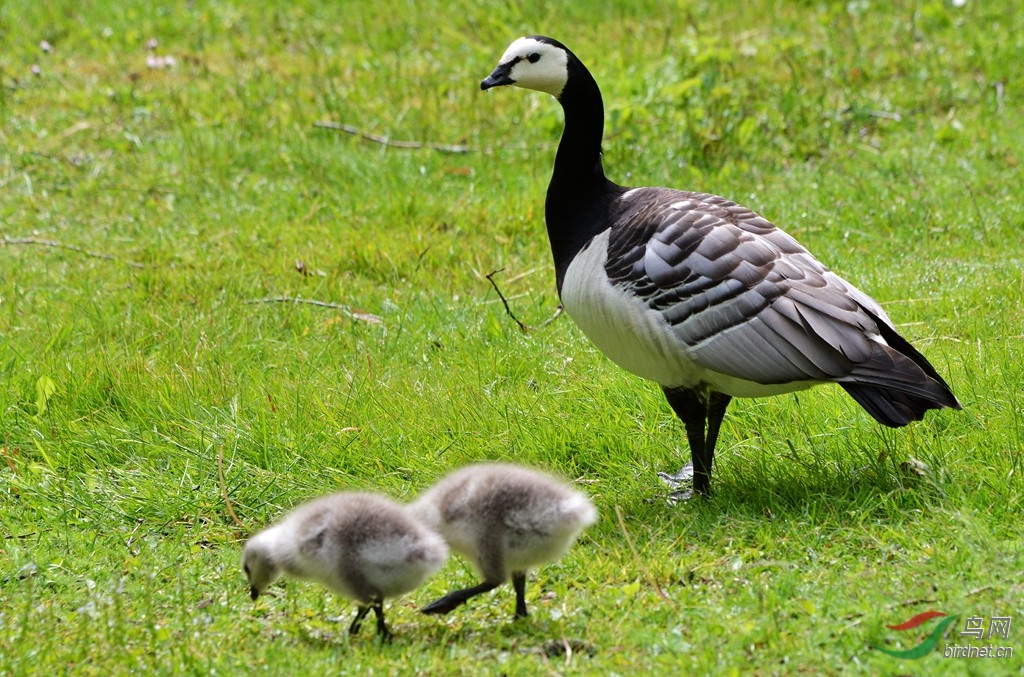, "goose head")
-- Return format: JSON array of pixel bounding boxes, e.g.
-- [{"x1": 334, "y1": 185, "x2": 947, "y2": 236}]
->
[
  {"x1": 241, "y1": 535, "x2": 281, "y2": 600},
  {"x1": 481, "y1": 36, "x2": 571, "y2": 98}
]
